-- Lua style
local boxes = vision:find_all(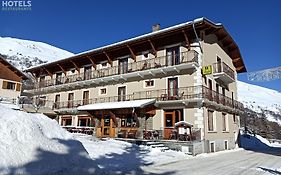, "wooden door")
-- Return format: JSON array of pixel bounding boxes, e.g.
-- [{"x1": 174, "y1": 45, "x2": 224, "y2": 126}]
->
[
  {"x1": 168, "y1": 78, "x2": 178, "y2": 100},
  {"x1": 101, "y1": 113, "x2": 115, "y2": 137},
  {"x1": 166, "y1": 46, "x2": 179, "y2": 66},
  {"x1": 164, "y1": 111, "x2": 176, "y2": 139}
]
